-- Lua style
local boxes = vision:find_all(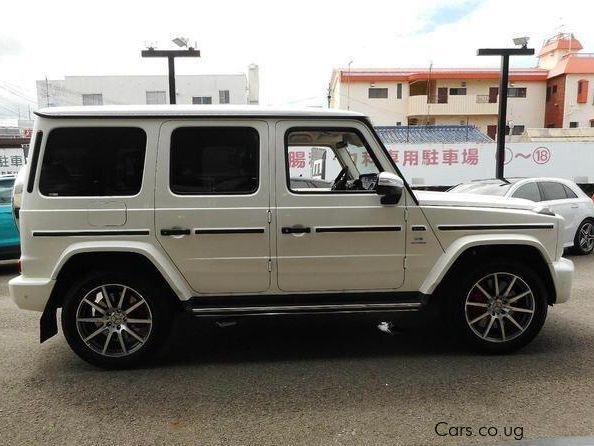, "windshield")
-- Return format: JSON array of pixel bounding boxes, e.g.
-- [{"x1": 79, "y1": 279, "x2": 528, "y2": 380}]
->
[{"x1": 449, "y1": 182, "x2": 512, "y2": 196}]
